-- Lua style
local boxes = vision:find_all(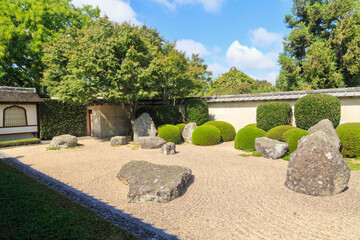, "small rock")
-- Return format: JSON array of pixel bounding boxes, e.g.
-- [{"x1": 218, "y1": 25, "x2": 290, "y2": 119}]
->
[
  {"x1": 161, "y1": 142, "x2": 176, "y2": 155},
  {"x1": 117, "y1": 160, "x2": 192, "y2": 202},
  {"x1": 255, "y1": 137, "x2": 288, "y2": 159},
  {"x1": 49, "y1": 134, "x2": 77, "y2": 148},
  {"x1": 137, "y1": 137, "x2": 166, "y2": 149},
  {"x1": 110, "y1": 136, "x2": 127, "y2": 146},
  {"x1": 308, "y1": 119, "x2": 341, "y2": 150},
  {"x1": 133, "y1": 113, "x2": 157, "y2": 144},
  {"x1": 182, "y1": 123, "x2": 197, "y2": 143}
]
